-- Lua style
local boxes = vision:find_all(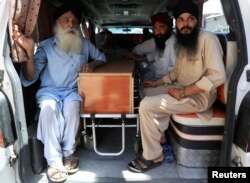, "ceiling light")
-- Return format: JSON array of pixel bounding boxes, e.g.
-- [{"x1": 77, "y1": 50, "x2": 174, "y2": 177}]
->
[{"x1": 124, "y1": 11, "x2": 129, "y2": 16}]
